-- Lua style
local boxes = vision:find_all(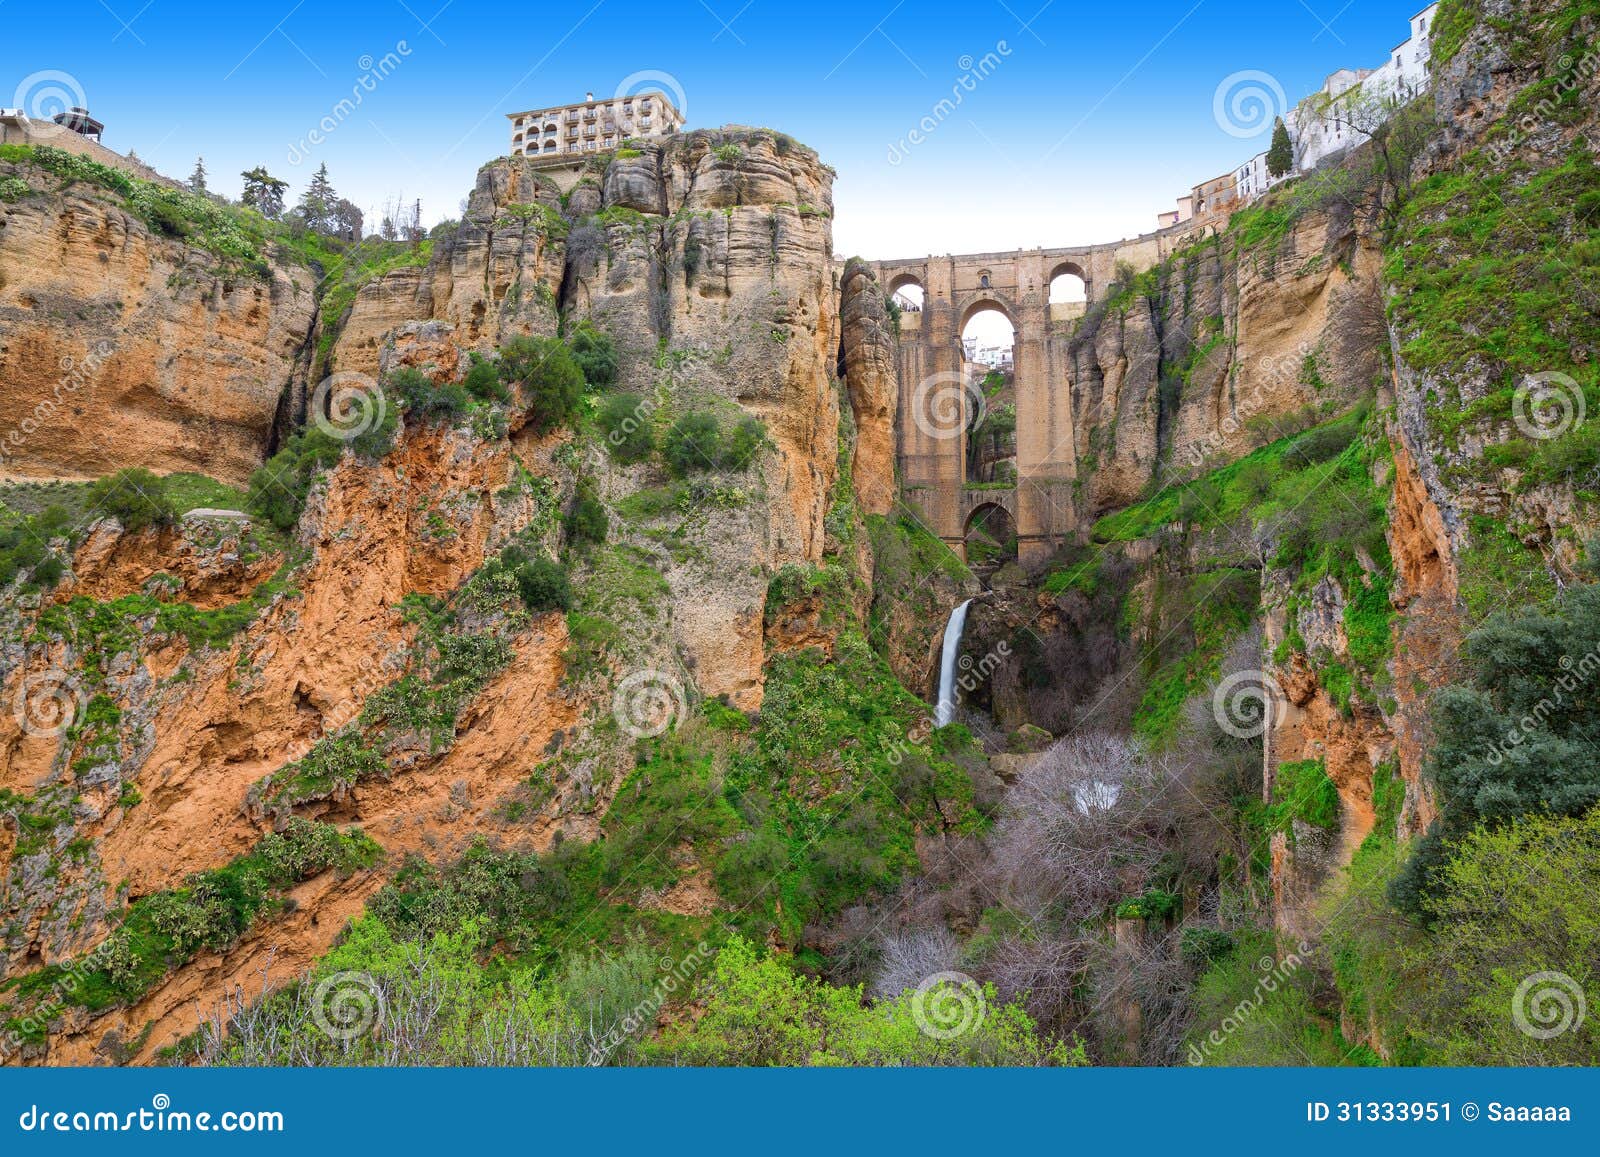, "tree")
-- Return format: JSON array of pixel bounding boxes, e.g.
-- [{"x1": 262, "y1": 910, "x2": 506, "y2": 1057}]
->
[
  {"x1": 498, "y1": 336, "x2": 583, "y2": 434},
  {"x1": 298, "y1": 162, "x2": 338, "y2": 232},
  {"x1": 188, "y1": 157, "x2": 208, "y2": 193},
  {"x1": 1392, "y1": 580, "x2": 1600, "y2": 915},
  {"x1": 332, "y1": 198, "x2": 364, "y2": 241},
  {"x1": 1266, "y1": 117, "x2": 1293, "y2": 178},
  {"x1": 241, "y1": 166, "x2": 289, "y2": 219},
  {"x1": 404, "y1": 198, "x2": 425, "y2": 244},
  {"x1": 85, "y1": 468, "x2": 176, "y2": 532}
]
